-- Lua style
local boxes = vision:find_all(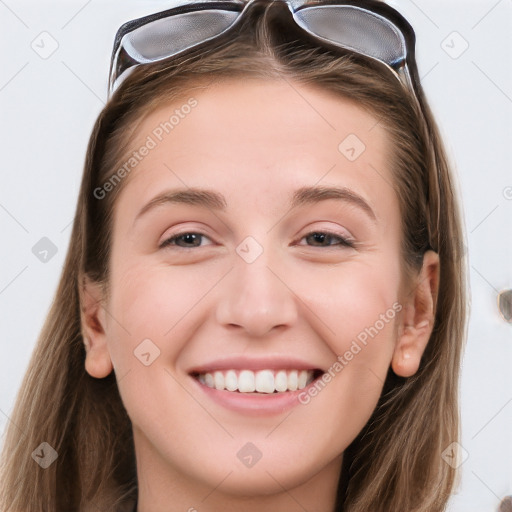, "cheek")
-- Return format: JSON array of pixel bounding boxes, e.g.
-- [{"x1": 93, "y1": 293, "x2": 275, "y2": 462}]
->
[
  {"x1": 304, "y1": 257, "x2": 402, "y2": 354},
  {"x1": 102, "y1": 263, "x2": 213, "y2": 427},
  {"x1": 291, "y1": 260, "x2": 402, "y2": 449},
  {"x1": 104, "y1": 262, "x2": 218, "y2": 367},
  {"x1": 295, "y1": 256, "x2": 402, "y2": 414}
]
